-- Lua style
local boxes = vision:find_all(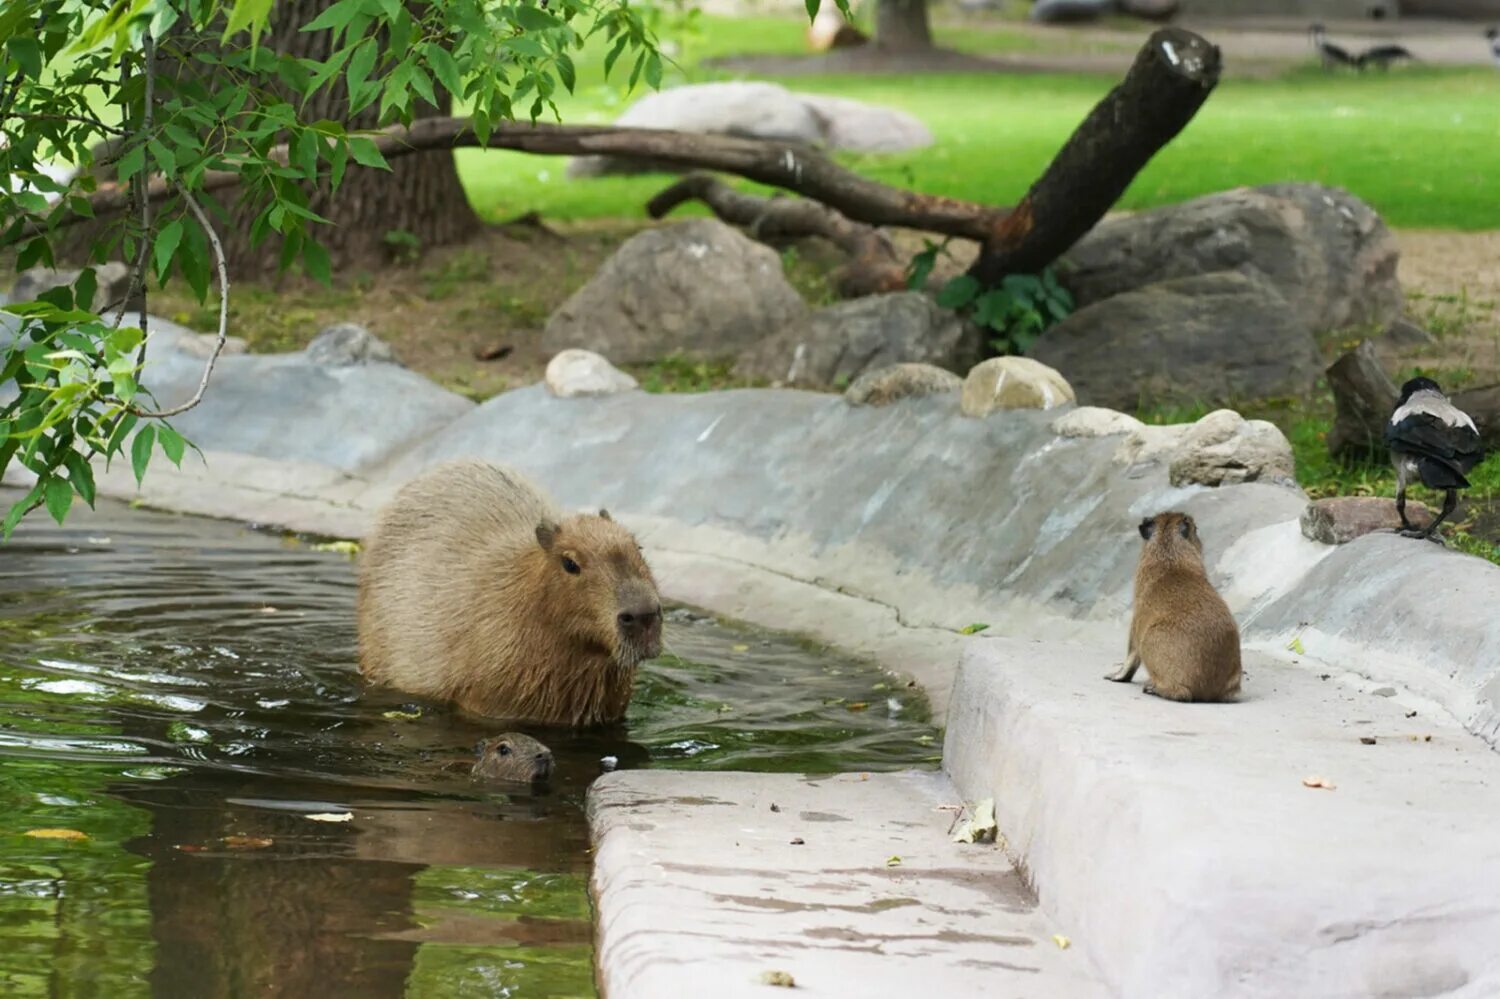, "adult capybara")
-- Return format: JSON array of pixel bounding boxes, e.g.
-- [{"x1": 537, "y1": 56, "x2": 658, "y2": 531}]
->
[{"x1": 356, "y1": 459, "x2": 663, "y2": 726}]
